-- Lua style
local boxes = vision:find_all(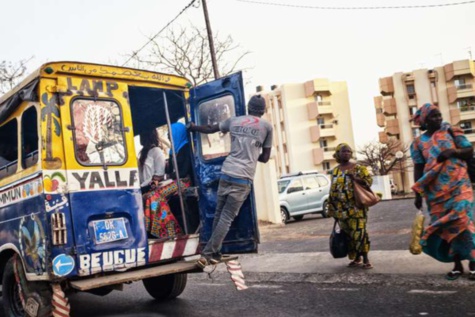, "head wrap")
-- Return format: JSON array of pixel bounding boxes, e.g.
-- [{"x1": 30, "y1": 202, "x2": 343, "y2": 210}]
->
[
  {"x1": 247, "y1": 95, "x2": 266, "y2": 115},
  {"x1": 170, "y1": 122, "x2": 189, "y2": 154},
  {"x1": 412, "y1": 103, "x2": 438, "y2": 130},
  {"x1": 333, "y1": 143, "x2": 353, "y2": 163}
]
